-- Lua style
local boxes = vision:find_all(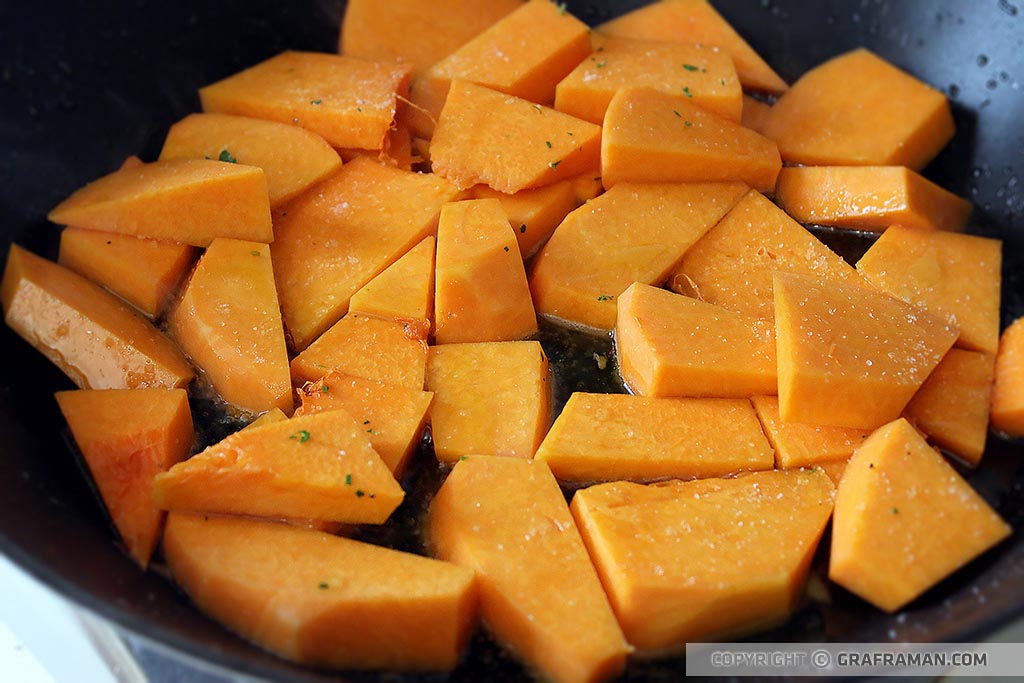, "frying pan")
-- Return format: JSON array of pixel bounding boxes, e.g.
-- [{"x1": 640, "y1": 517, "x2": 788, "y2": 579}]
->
[{"x1": 1, "y1": 1, "x2": 1022, "y2": 681}]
